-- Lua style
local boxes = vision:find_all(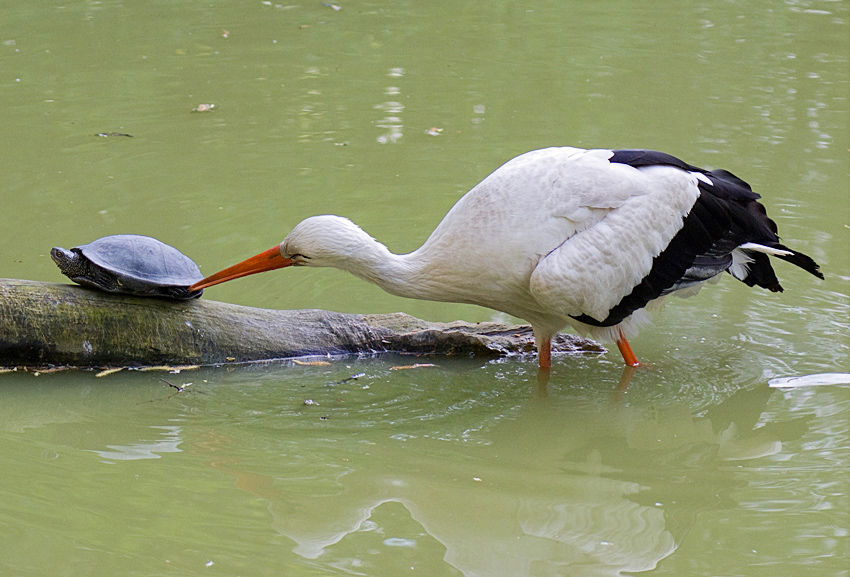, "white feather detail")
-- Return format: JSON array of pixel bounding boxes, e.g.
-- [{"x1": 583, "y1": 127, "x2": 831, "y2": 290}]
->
[
  {"x1": 737, "y1": 242, "x2": 793, "y2": 256},
  {"x1": 693, "y1": 172, "x2": 713, "y2": 186},
  {"x1": 729, "y1": 248, "x2": 753, "y2": 280}
]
